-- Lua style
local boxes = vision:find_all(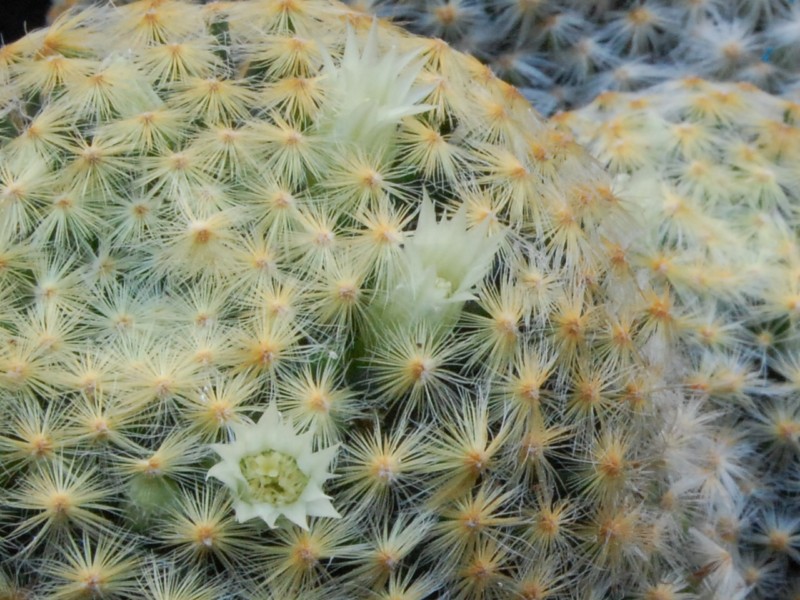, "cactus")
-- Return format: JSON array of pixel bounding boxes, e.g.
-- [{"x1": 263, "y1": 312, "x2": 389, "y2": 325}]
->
[{"x1": 0, "y1": 1, "x2": 793, "y2": 598}]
